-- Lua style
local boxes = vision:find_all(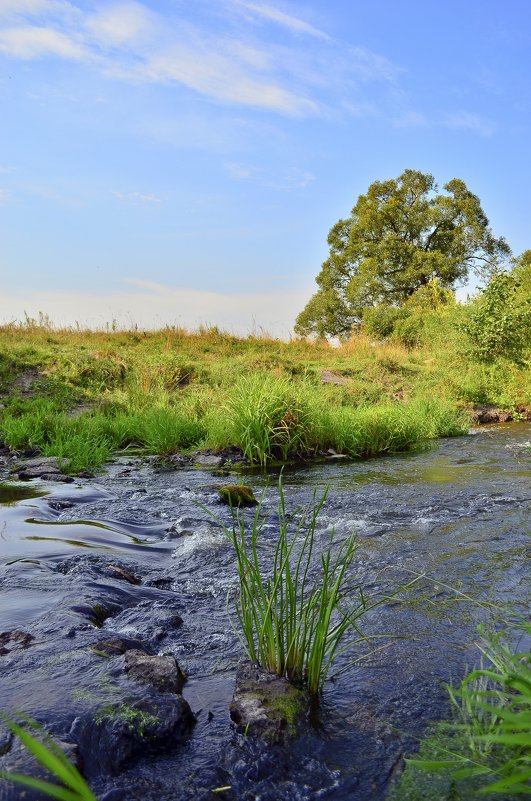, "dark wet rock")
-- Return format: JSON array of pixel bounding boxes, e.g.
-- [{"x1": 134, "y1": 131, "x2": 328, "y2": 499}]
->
[
  {"x1": 73, "y1": 695, "x2": 195, "y2": 776},
  {"x1": 12, "y1": 456, "x2": 75, "y2": 482},
  {"x1": 191, "y1": 447, "x2": 248, "y2": 468},
  {"x1": 101, "y1": 790, "x2": 127, "y2": 801},
  {"x1": 124, "y1": 650, "x2": 186, "y2": 693},
  {"x1": 217, "y1": 446, "x2": 248, "y2": 465},
  {"x1": 194, "y1": 453, "x2": 224, "y2": 467},
  {"x1": 40, "y1": 471, "x2": 76, "y2": 483},
  {"x1": 515, "y1": 404, "x2": 531, "y2": 420},
  {"x1": 48, "y1": 498, "x2": 75, "y2": 510},
  {"x1": 218, "y1": 484, "x2": 258, "y2": 507},
  {"x1": 166, "y1": 454, "x2": 191, "y2": 468},
  {"x1": 230, "y1": 661, "x2": 309, "y2": 744},
  {"x1": 472, "y1": 404, "x2": 513, "y2": 424},
  {"x1": 93, "y1": 636, "x2": 149, "y2": 656},
  {"x1": 145, "y1": 577, "x2": 175, "y2": 590},
  {"x1": 0, "y1": 629, "x2": 35, "y2": 655}
]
